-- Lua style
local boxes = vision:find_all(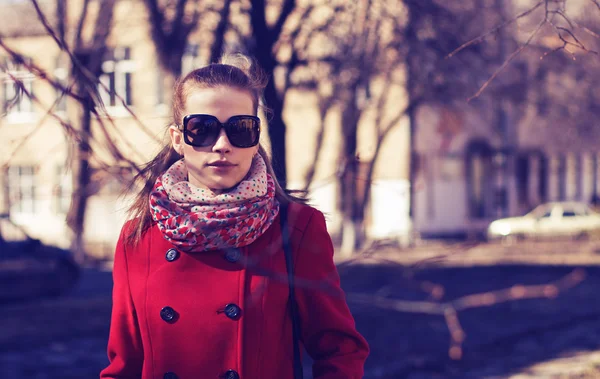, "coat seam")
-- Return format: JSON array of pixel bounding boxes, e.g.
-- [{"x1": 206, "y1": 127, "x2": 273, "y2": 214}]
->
[
  {"x1": 237, "y1": 251, "x2": 246, "y2": 377},
  {"x1": 144, "y1": 227, "x2": 155, "y2": 379},
  {"x1": 293, "y1": 209, "x2": 317, "y2": 267},
  {"x1": 122, "y1": 229, "x2": 143, "y2": 376},
  {"x1": 256, "y1": 229, "x2": 274, "y2": 378}
]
